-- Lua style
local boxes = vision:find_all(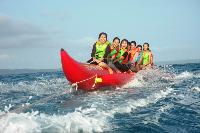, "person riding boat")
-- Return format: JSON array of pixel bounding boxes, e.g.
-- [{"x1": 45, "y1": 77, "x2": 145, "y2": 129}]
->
[
  {"x1": 108, "y1": 37, "x2": 120, "y2": 62},
  {"x1": 136, "y1": 42, "x2": 153, "y2": 71},
  {"x1": 130, "y1": 45, "x2": 142, "y2": 72},
  {"x1": 129, "y1": 41, "x2": 138, "y2": 62},
  {"x1": 87, "y1": 32, "x2": 113, "y2": 74},
  {"x1": 121, "y1": 41, "x2": 131, "y2": 65},
  {"x1": 134, "y1": 45, "x2": 143, "y2": 64},
  {"x1": 113, "y1": 39, "x2": 130, "y2": 72},
  {"x1": 107, "y1": 37, "x2": 121, "y2": 72}
]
